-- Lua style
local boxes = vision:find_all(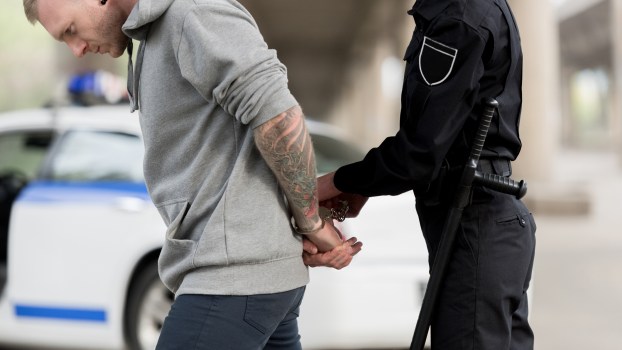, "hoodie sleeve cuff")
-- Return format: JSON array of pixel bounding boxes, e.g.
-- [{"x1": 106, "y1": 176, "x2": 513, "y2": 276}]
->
[{"x1": 250, "y1": 88, "x2": 299, "y2": 129}]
